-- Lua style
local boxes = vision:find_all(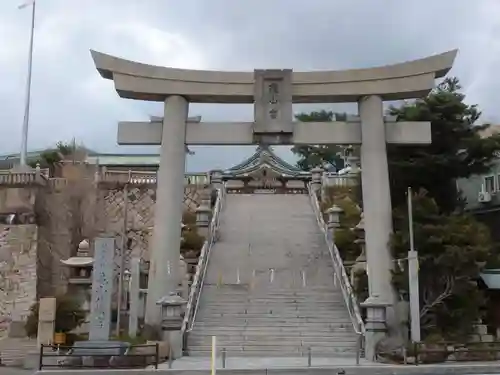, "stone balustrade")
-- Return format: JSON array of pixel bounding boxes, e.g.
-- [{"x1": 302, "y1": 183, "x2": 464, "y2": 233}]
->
[
  {"x1": 96, "y1": 168, "x2": 209, "y2": 187},
  {"x1": 0, "y1": 168, "x2": 48, "y2": 187},
  {"x1": 322, "y1": 172, "x2": 358, "y2": 188}
]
